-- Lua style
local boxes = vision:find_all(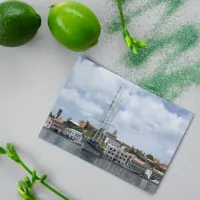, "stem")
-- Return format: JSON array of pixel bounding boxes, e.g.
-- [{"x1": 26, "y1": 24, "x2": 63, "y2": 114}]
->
[
  {"x1": 116, "y1": 0, "x2": 126, "y2": 30},
  {"x1": 19, "y1": 161, "x2": 70, "y2": 200}
]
